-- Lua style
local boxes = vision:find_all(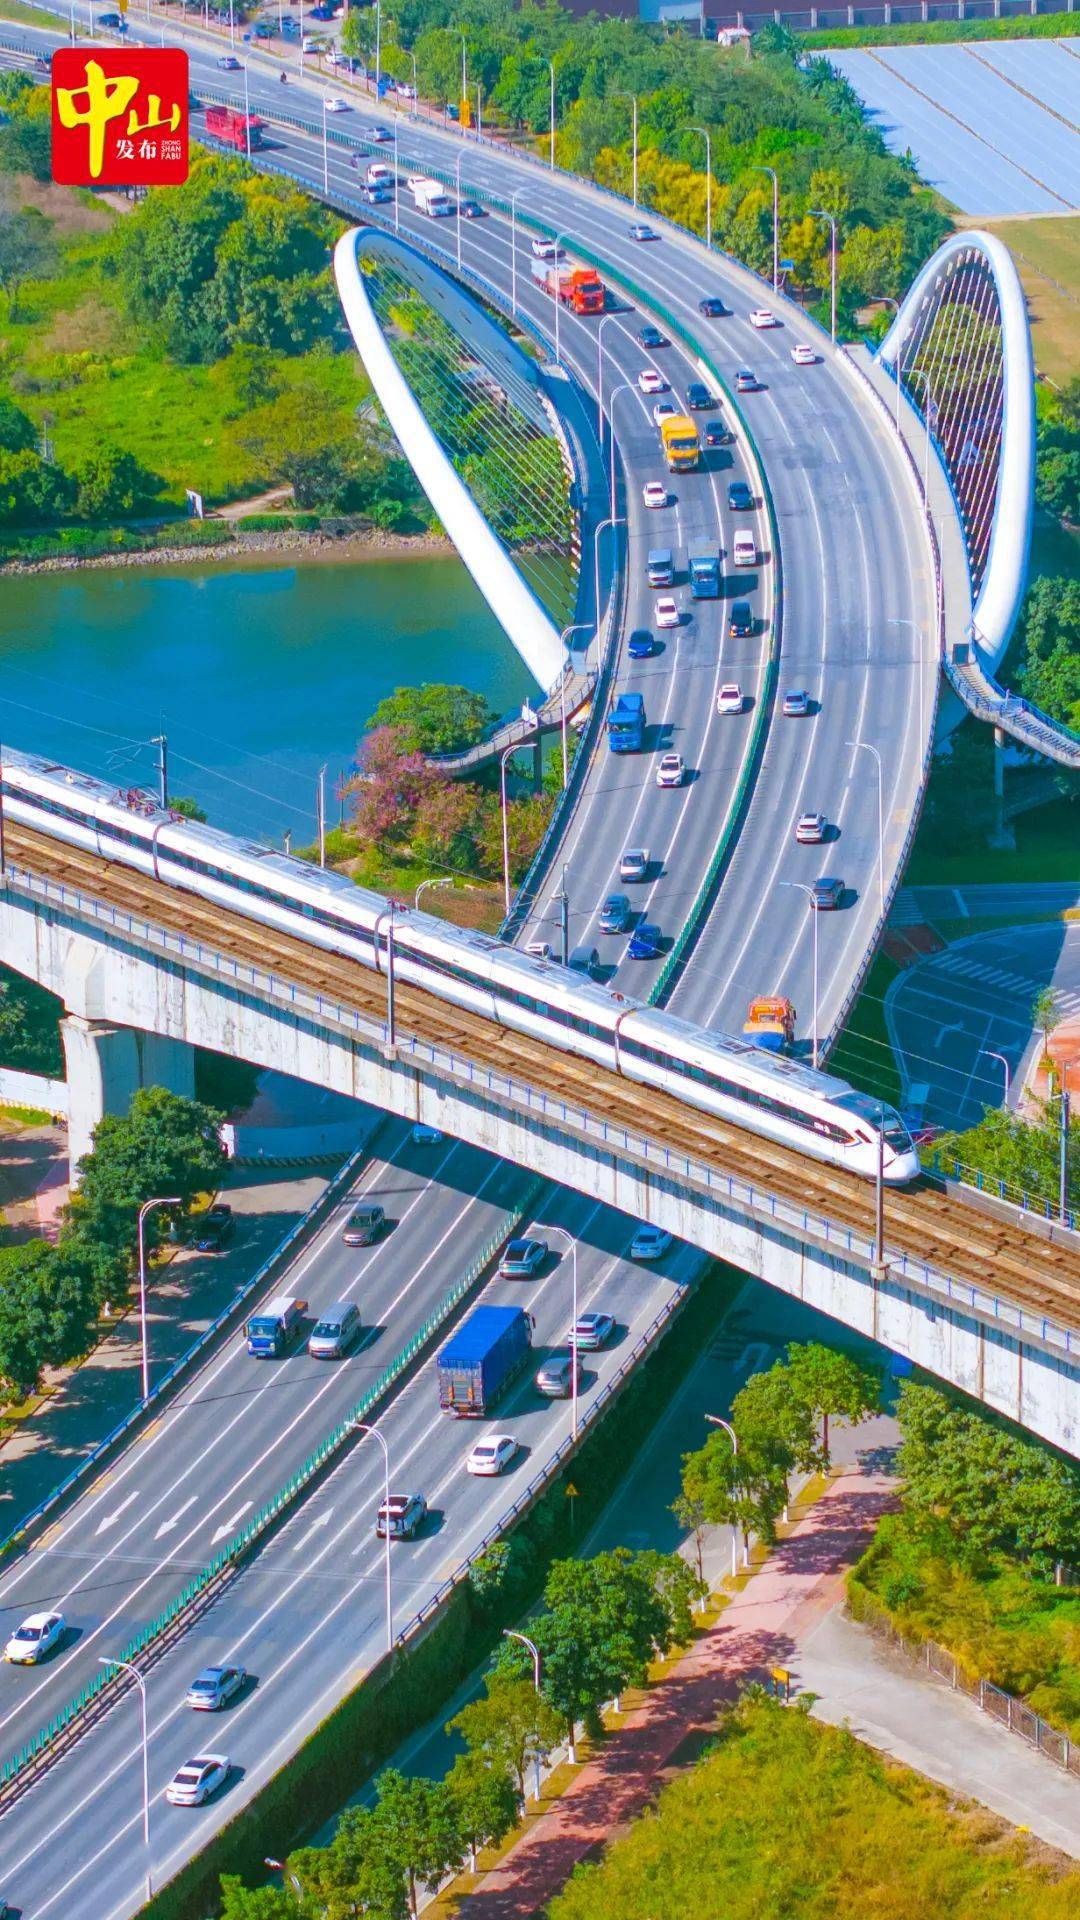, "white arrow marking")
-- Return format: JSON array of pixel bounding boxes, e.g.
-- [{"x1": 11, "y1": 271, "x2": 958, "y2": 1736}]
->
[
  {"x1": 153, "y1": 1496, "x2": 199, "y2": 1541},
  {"x1": 95, "y1": 1492, "x2": 139, "y2": 1536},
  {"x1": 210, "y1": 1503, "x2": 252, "y2": 1546},
  {"x1": 292, "y1": 1513, "x2": 333, "y2": 1553},
  {"x1": 934, "y1": 1020, "x2": 963, "y2": 1051}
]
